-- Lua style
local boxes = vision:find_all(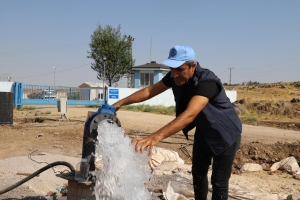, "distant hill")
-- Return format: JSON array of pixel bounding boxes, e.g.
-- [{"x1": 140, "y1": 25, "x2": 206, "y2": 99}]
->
[
  {"x1": 224, "y1": 81, "x2": 300, "y2": 102},
  {"x1": 224, "y1": 81, "x2": 300, "y2": 130}
]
